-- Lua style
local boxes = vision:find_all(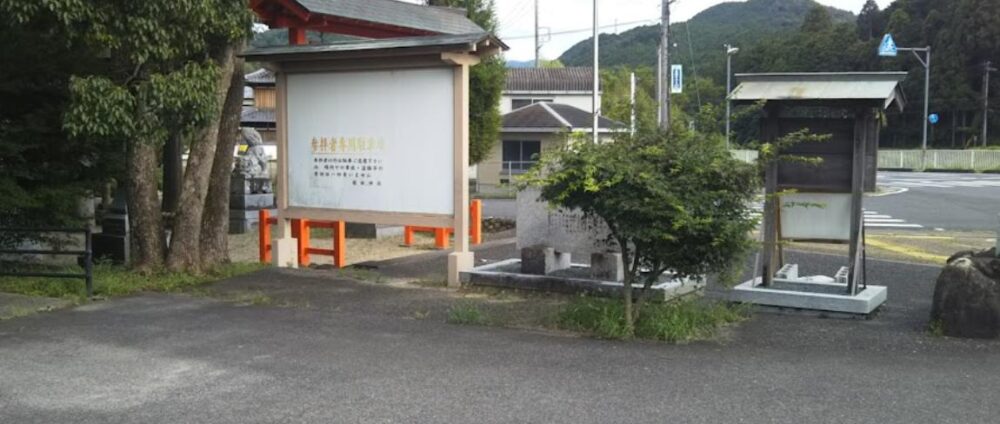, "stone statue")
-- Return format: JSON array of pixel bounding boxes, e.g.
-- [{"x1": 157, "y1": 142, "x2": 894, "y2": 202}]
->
[{"x1": 235, "y1": 127, "x2": 270, "y2": 180}]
